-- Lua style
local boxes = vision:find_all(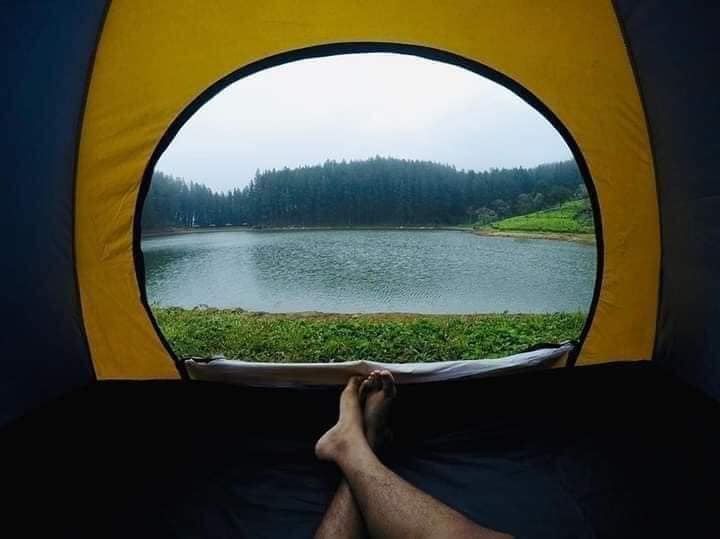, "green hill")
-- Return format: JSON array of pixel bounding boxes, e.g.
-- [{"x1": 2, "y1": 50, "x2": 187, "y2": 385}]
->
[{"x1": 486, "y1": 198, "x2": 594, "y2": 235}]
